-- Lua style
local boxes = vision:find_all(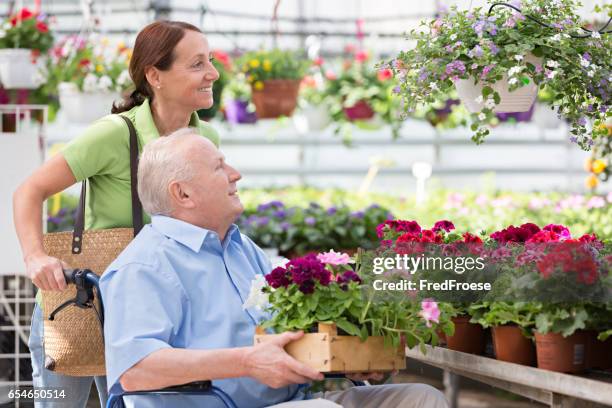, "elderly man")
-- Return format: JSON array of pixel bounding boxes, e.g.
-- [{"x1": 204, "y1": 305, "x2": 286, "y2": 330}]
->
[{"x1": 100, "y1": 128, "x2": 448, "y2": 408}]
